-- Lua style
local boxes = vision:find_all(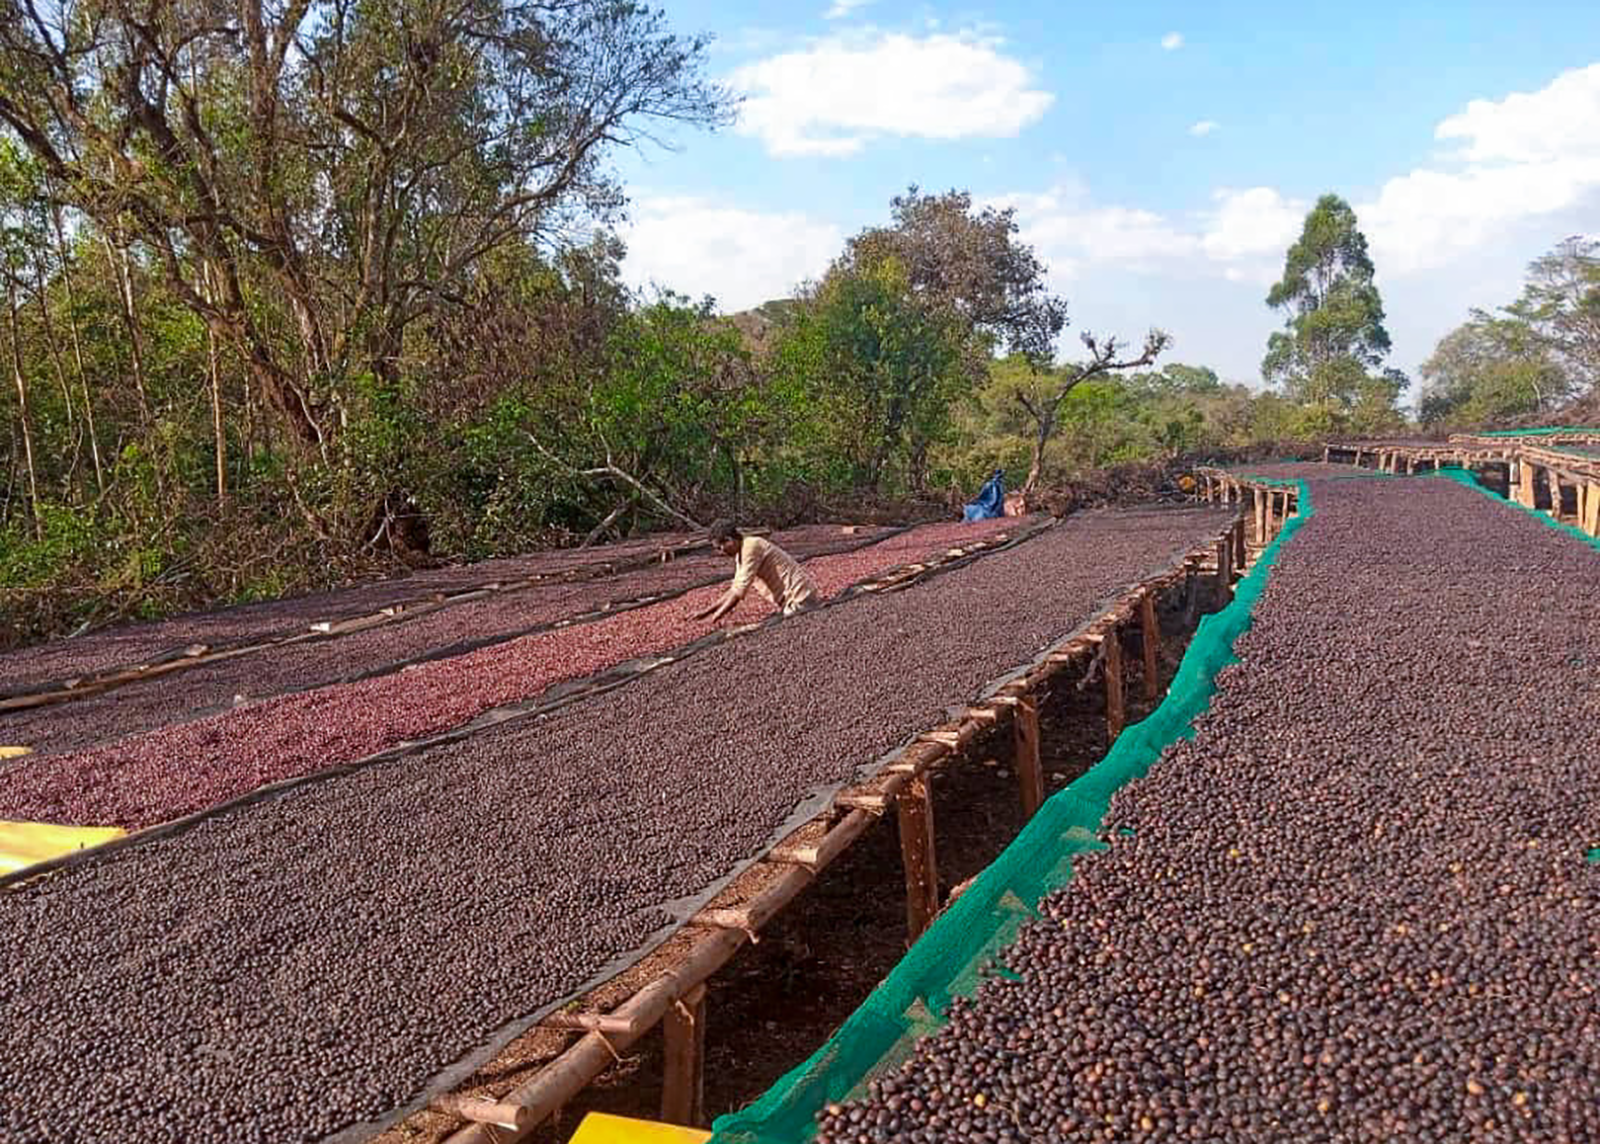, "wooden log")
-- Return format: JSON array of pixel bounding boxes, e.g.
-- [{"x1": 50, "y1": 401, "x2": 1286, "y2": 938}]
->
[
  {"x1": 1012, "y1": 694, "x2": 1044, "y2": 819},
  {"x1": 1252, "y1": 487, "x2": 1266, "y2": 547},
  {"x1": 539, "y1": 1011, "x2": 642, "y2": 1036},
  {"x1": 1214, "y1": 535, "x2": 1230, "y2": 597},
  {"x1": 1547, "y1": 469, "x2": 1564, "y2": 519},
  {"x1": 443, "y1": 927, "x2": 747, "y2": 1144},
  {"x1": 1105, "y1": 629, "x2": 1125, "y2": 742},
  {"x1": 1585, "y1": 483, "x2": 1600, "y2": 536},
  {"x1": 1233, "y1": 517, "x2": 1246, "y2": 572},
  {"x1": 1140, "y1": 590, "x2": 1160, "y2": 702},
  {"x1": 837, "y1": 790, "x2": 889, "y2": 814},
  {"x1": 661, "y1": 984, "x2": 707, "y2": 1127},
  {"x1": 771, "y1": 809, "x2": 874, "y2": 870},
  {"x1": 897, "y1": 774, "x2": 939, "y2": 944},
  {"x1": 430, "y1": 1095, "x2": 535, "y2": 1131},
  {"x1": 699, "y1": 865, "x2": 813, "y2": 934}
]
